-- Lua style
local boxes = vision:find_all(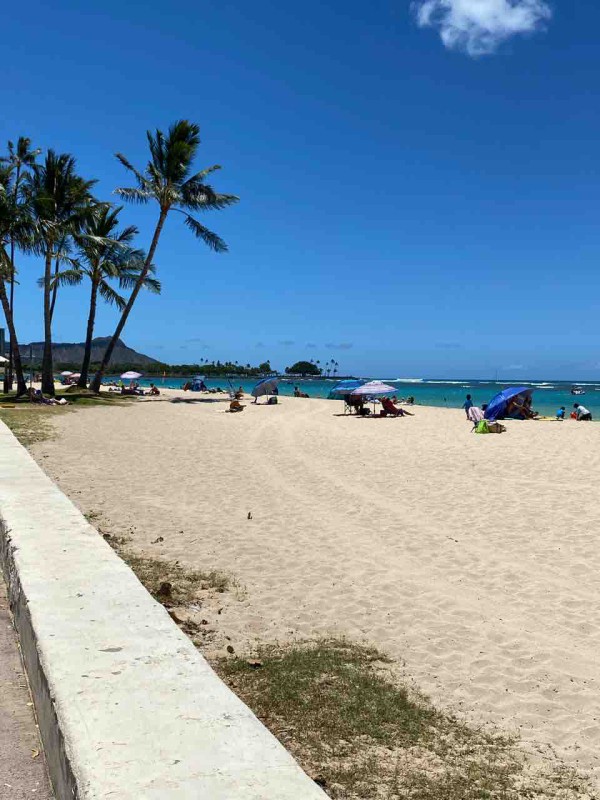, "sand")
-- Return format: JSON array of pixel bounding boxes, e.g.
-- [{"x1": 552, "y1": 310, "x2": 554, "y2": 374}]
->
[{"x1": 30, "y1": 392, "x2": 600, "y2": 779}]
